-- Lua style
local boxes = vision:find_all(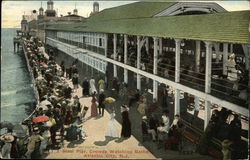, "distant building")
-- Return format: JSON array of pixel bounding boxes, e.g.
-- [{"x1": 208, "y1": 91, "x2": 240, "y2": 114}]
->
[{"x1": 23, "y1": 0, "x2": 85, "y2": 42}]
